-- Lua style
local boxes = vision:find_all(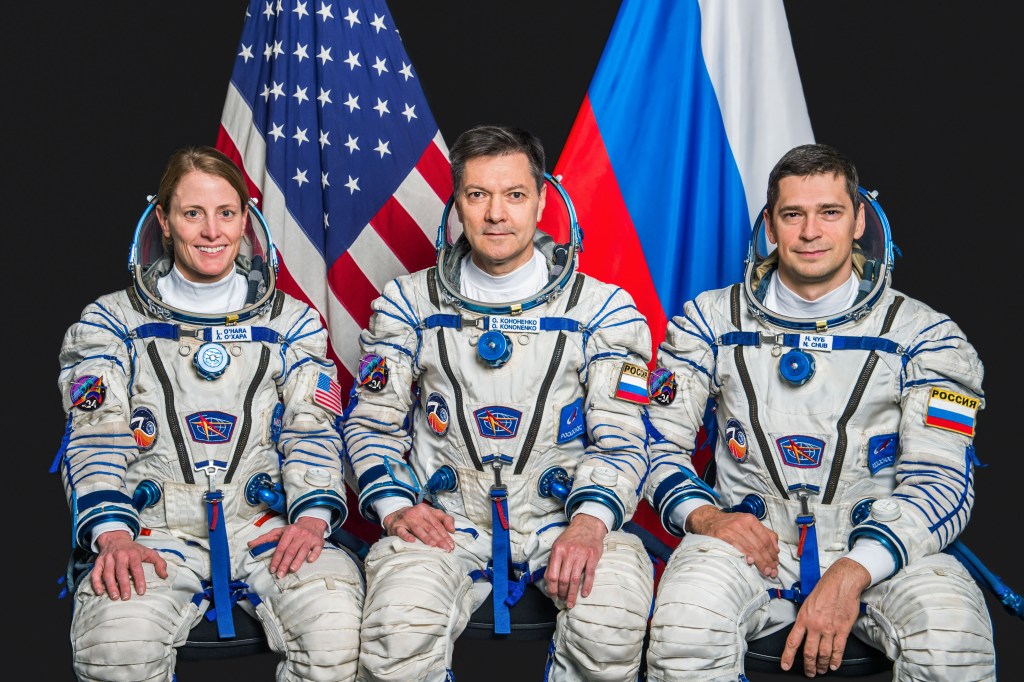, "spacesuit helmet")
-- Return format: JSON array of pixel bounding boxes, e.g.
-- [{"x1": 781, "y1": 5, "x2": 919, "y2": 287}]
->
[
  {"x1": 434, "y1": 172, "x2": 584, "y2": 315},
  {"x1": 744, "y1": 186, "x2": 896, "y2": 330},
  {"x1": 129, "y1": 195, "x2": 279, "y2": 325}
]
